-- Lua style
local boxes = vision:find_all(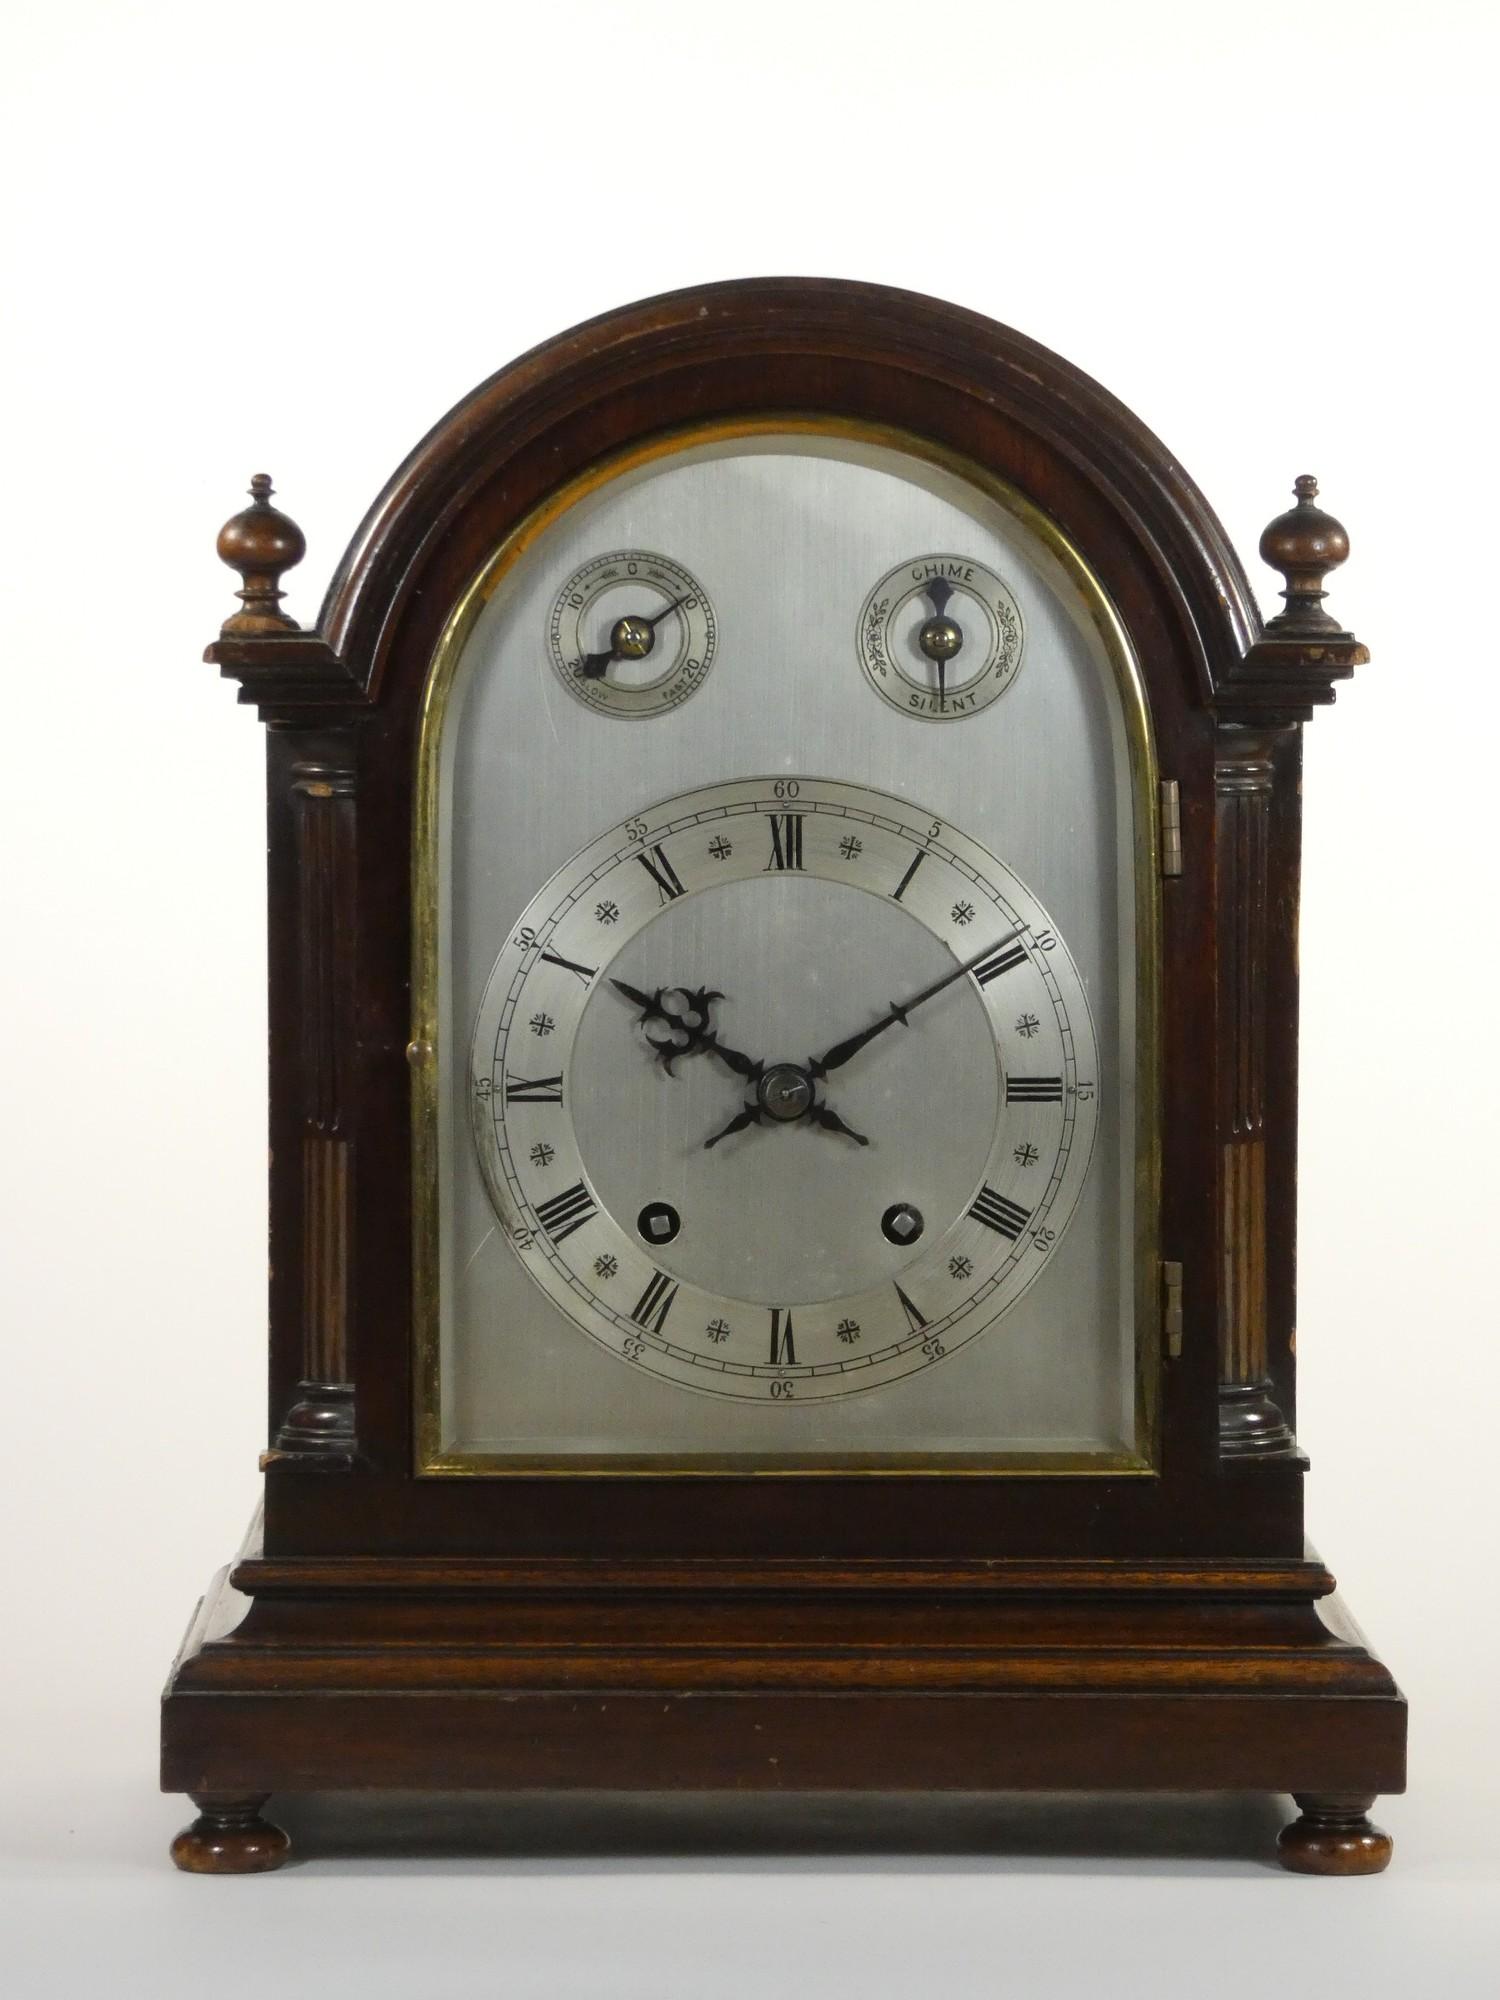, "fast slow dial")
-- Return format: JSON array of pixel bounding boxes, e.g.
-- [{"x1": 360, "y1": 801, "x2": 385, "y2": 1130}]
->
[{"x1": 548, "y1": 550, "x2": 716, "y2": 719}]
